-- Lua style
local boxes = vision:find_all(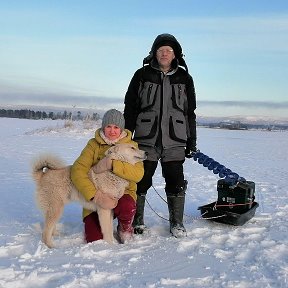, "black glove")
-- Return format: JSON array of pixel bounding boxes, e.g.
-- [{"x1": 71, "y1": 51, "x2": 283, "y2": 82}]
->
[{"x1": 185, "y1": 138, "x2": 198, "y2": 158}]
